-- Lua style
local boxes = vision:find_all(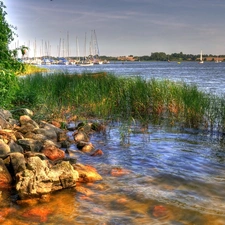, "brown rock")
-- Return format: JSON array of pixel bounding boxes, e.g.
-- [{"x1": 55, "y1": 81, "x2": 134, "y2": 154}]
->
[
  {"x1": 42, "y1": 145, "x2": 65, "y2": 161},
  {"x1": 81, "y1": 143, "x2": 94, "y2": 153},
  {"x1": 152, "y1": 205, "x2": 169, "y2": 218},
  {"x1": 22, "y1": 206, "x2": 52, "y2": 223},
  {"x1": 90, "y1": 149, "x2": 103, "y2": 156},
  {"x1": 0, "y1": 158, "x2": 12, "y2": 188},
  {"x1": 73, "y1": 163, "x2": 102, "y2": 183},
  {"x1": 111, "y1": 167, "x2": 131, "y2": 177},
  {"x1": 74, "y1": 131, "x2": 90, "y2": 143}
]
